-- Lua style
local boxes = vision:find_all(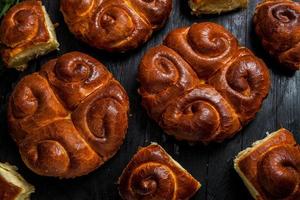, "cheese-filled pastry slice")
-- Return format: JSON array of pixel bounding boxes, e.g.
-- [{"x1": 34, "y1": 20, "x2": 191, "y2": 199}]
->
[
  {"x1": 234, "y1": 128, "x2": 300, "y2": 200},
  {"x1": 189, "y1": 0, "x2": 248, "y2": 15},
  {"x1": 118, "y1": 143, "x2": 201, "y2": 200},
  {"x1": 0, "y1": 0, "x2": 59, "y2": 71},
  {"x1": 0, "y1": 162, "x2": 35, "y2": 200}
]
